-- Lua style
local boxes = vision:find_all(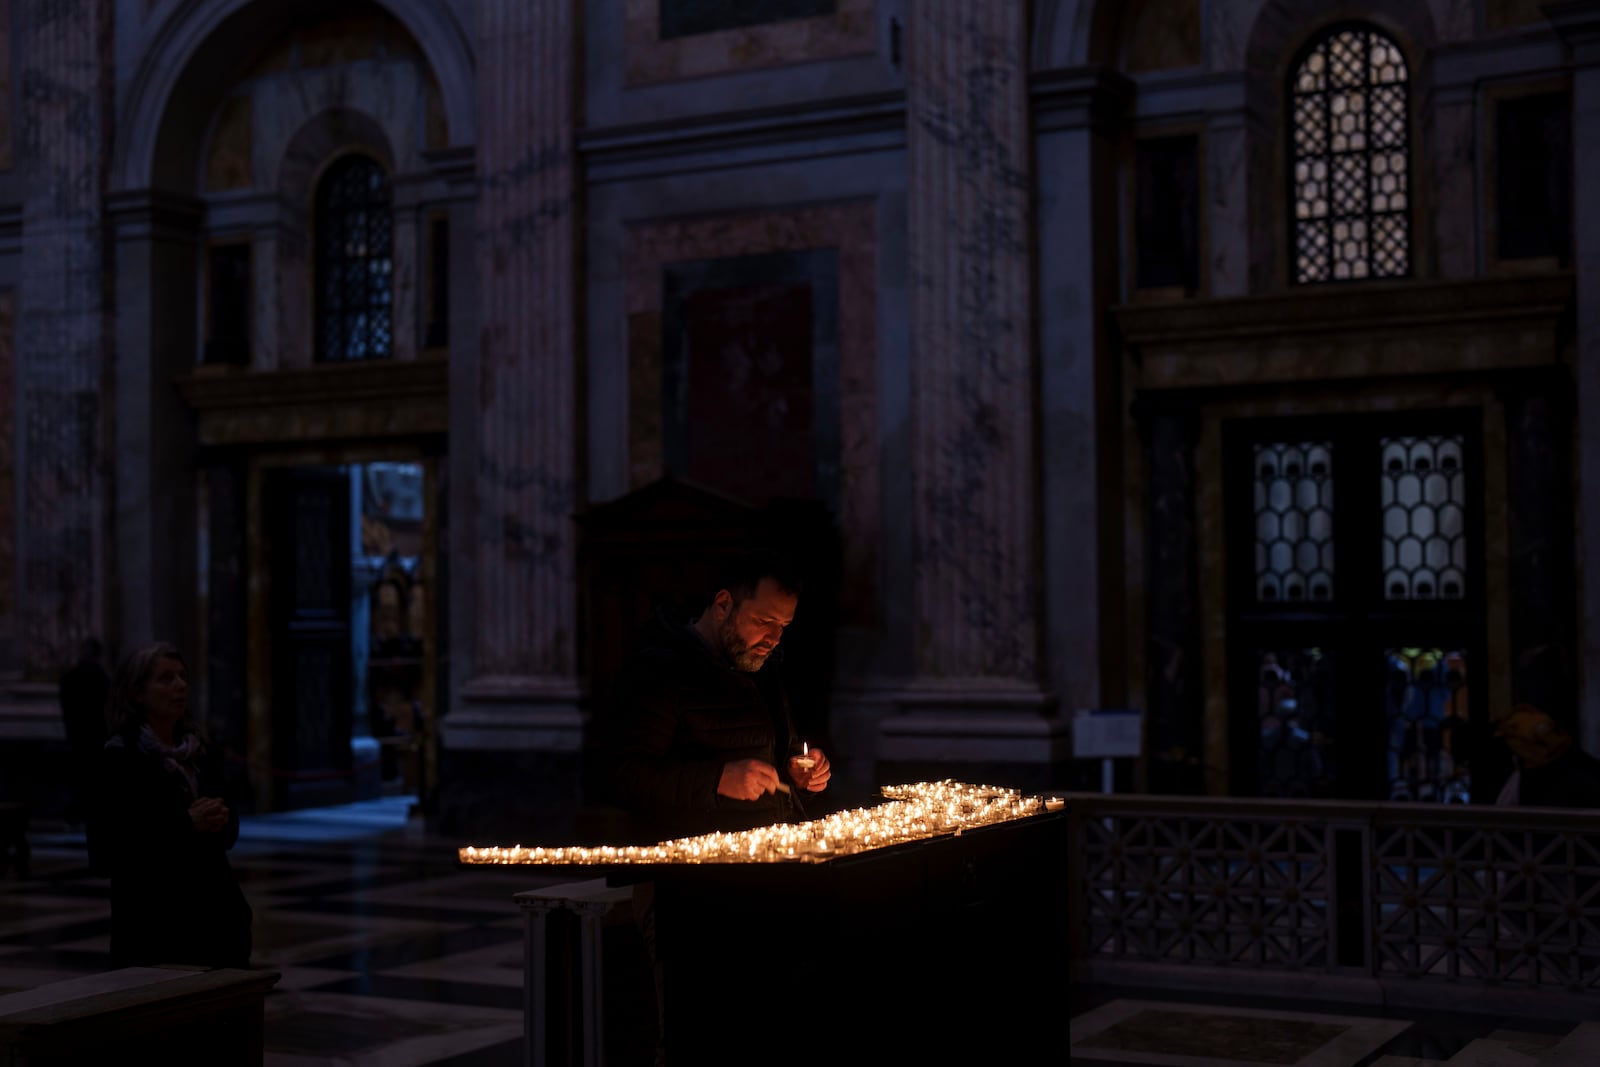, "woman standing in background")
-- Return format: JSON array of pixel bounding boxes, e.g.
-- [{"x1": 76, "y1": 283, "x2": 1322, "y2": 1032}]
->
[{"x1": 93, "y1": 641, "x2": 253, "y2": 969}]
